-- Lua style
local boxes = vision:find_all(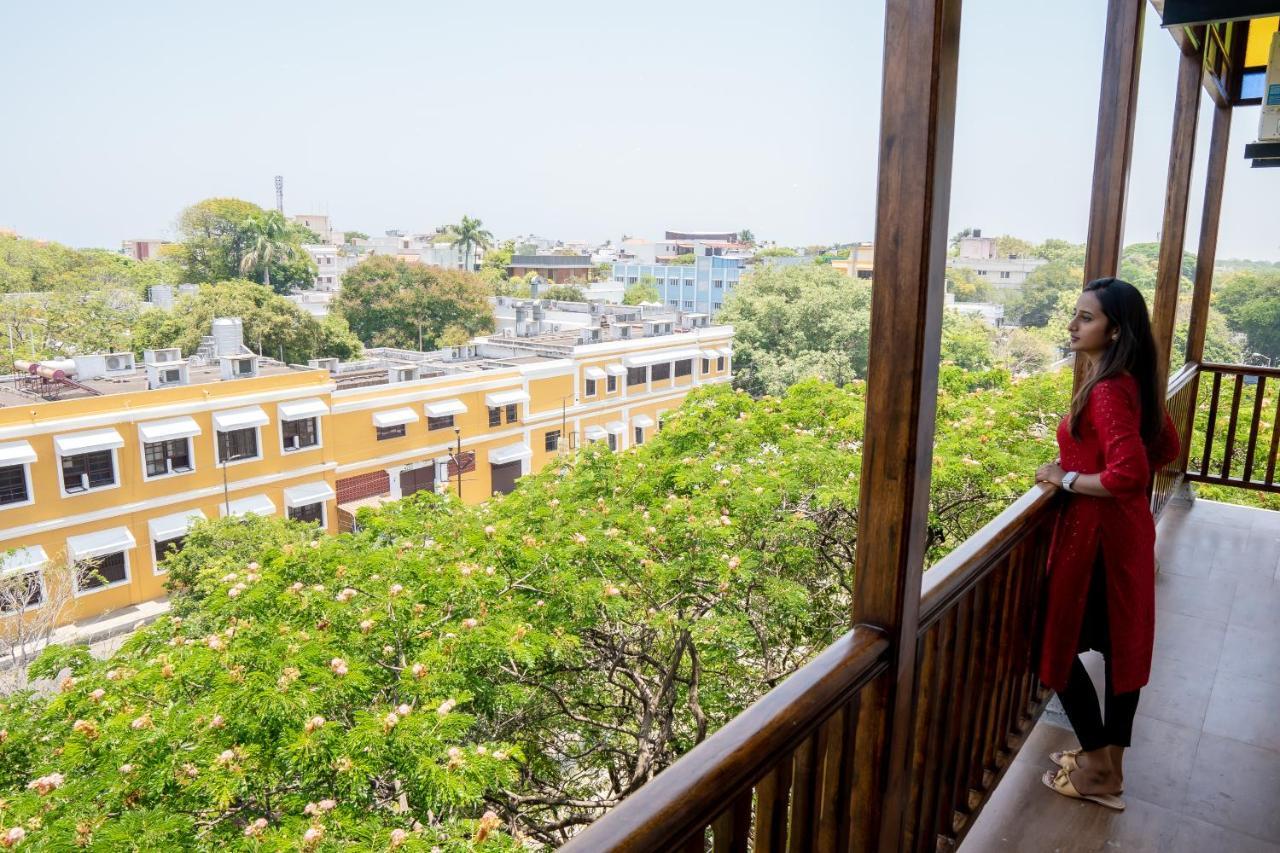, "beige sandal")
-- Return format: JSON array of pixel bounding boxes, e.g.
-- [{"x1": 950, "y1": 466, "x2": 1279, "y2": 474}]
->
[
  {"x1": 1050, "y1": 748, "x2": 1082, "y2": 771},
  {"x1": 1041, "y1": 768, "x2": 1125, "y2": 811}
]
